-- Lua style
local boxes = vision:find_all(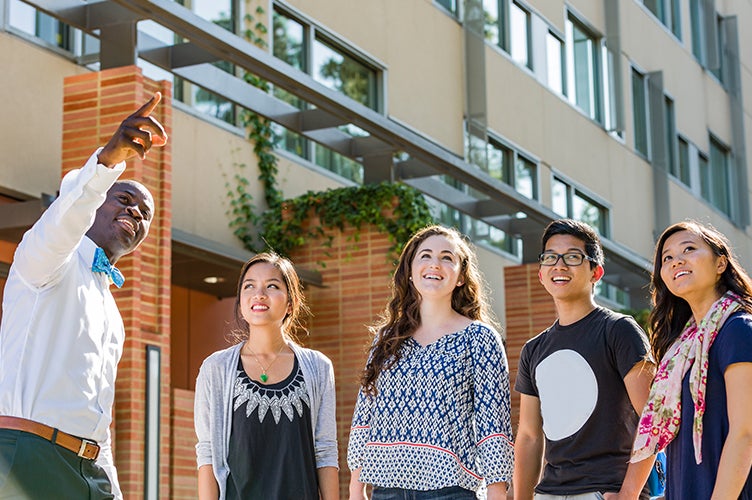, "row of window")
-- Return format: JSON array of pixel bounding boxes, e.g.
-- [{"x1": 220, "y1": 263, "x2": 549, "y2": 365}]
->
[{"x1": 631, "y1": 68, "x2": 734, "y2": 217}]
